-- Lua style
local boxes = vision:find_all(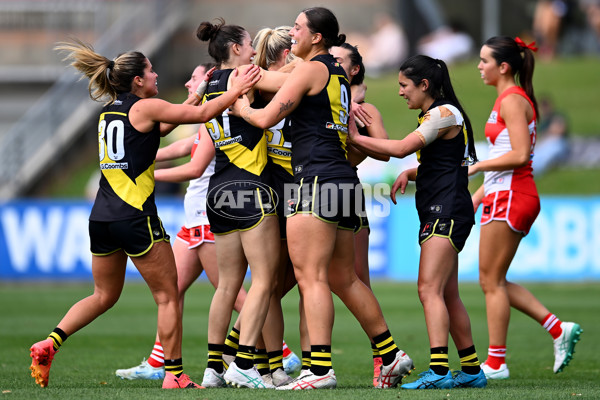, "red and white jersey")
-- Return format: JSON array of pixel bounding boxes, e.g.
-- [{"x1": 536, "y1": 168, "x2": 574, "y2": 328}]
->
[
  {"x1": 183, "y1": 130, "x2": 215, "y2": 227},
  {"x1": 483, "y1": 86, "x2": 538, "y2": 197}
]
